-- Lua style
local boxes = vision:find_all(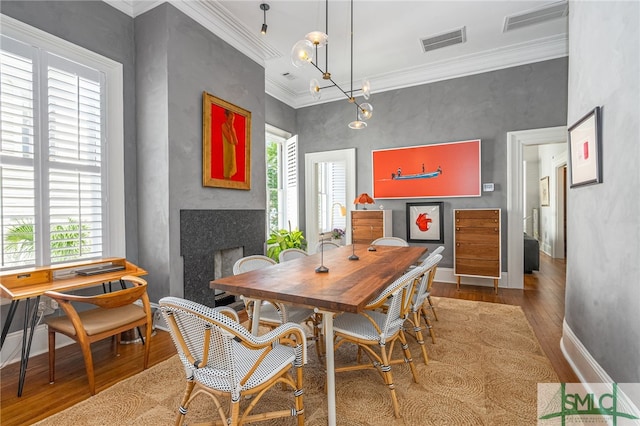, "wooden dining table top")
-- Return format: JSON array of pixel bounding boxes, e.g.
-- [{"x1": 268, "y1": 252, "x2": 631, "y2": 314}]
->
[{"x1": 210, "y1": 244, "x2": 427, "y2": 313}]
